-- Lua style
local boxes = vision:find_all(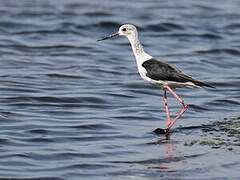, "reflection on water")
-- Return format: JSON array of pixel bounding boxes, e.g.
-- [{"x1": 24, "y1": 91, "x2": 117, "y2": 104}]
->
[
  {"x1": 0, "y1": 0, "x2": 240, "y2": 179},
  {"x1": 165, "y1": 141, "x2": 178, "y2": 158},
  {"x1": 147, "y1": 137, "x2": 188, "y2": 179}
]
